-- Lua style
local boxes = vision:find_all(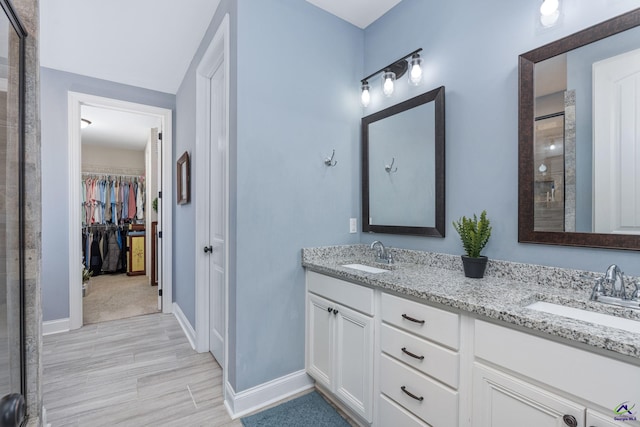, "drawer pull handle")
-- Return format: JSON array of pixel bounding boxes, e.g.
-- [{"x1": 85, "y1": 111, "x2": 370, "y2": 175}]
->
[
  {"x1": 327, "y1": 307, "x2": 332, "y2": 313},
  {"x1": 401, "y1": 347, "x2": 425, "y2": 360},
  {"x1": 402, "y1": 314, "x2": 425, "y2": 325},
  {"x1": 333, "y1": 309, "x2": 339, "y2": 315},
  {"x1": 562, "y1": 415, "x2": 577, "y2": 427},
  {"x1": 400, "y1": 386, "x2": 424, "y2": 402}
]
